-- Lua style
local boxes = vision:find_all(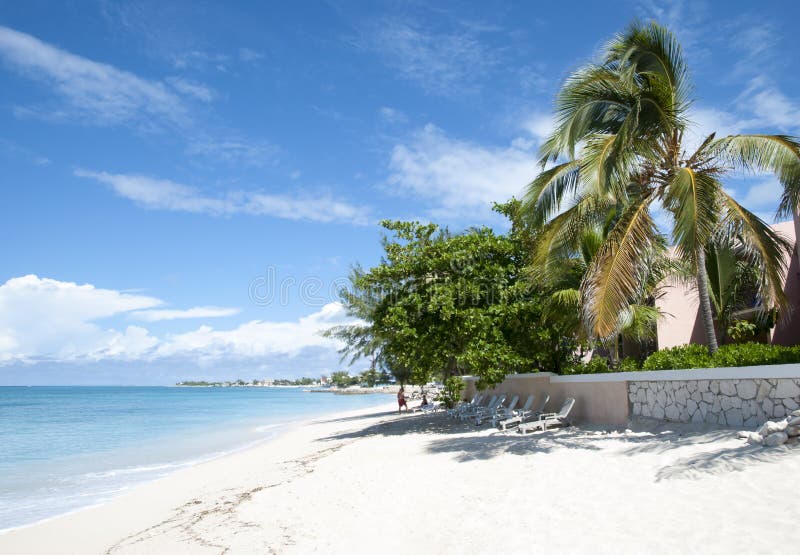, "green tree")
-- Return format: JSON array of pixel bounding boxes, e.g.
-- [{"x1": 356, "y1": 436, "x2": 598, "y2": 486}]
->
[
  {"x1": 329, "y1": 201, "x2": 579, "y2": 385},
  {"x1": 523, "y1": 21, "x2": 798, "y2": 353}
]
